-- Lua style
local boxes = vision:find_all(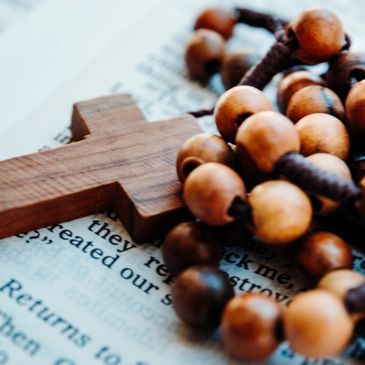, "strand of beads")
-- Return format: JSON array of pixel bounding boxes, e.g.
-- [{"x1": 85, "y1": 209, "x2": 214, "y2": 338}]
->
[
  {"x1": 160, "y1": 5, "x2": 365, "y2": 362},
  {"x1": 164, "y1": 237, "x2": 365, "y2": 360},
  {"x1": 187, "y1": 7, "x2": 350, "y2": 118}
]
